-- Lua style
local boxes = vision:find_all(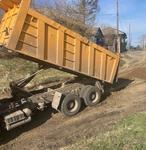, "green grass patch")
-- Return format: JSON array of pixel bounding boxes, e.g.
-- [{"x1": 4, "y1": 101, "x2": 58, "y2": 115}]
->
[
  {"x1": 64, "y1": 112, "x2": 146, "y2": 150},
  {"x1": 0, "y1": 58, "x2": 71, "y2": 94}
]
